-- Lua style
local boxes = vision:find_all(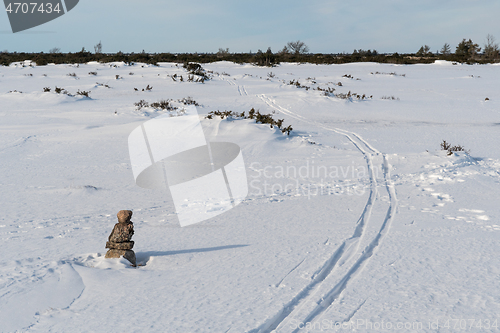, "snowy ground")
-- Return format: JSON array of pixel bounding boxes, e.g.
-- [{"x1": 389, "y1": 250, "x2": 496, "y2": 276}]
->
[{"x1": 0, "y1": 60, "x2": 499, "y2": 332}]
